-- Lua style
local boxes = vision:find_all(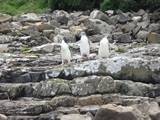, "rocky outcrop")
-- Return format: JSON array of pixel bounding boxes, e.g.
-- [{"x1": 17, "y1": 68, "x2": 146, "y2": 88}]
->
[{"x1": 0, "y1": 9, "x2": 159, "y2": 120}]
